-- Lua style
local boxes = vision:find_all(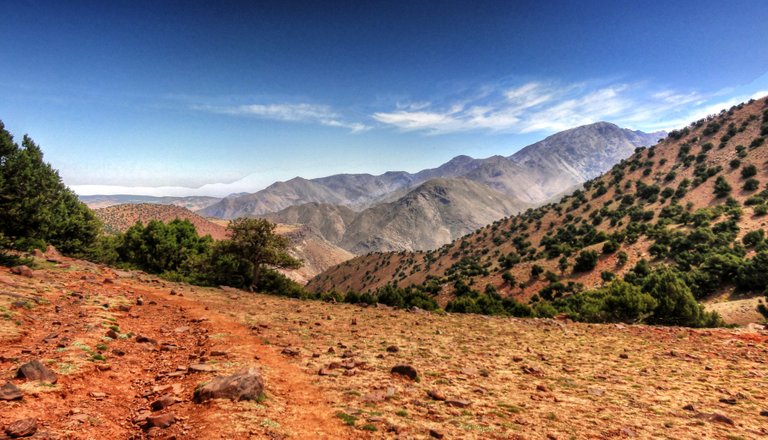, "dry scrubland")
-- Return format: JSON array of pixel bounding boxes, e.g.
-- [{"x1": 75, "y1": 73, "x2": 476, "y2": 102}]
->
[{"x1": 1, "y1": 256, "x2": 767, "y2": 439}]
